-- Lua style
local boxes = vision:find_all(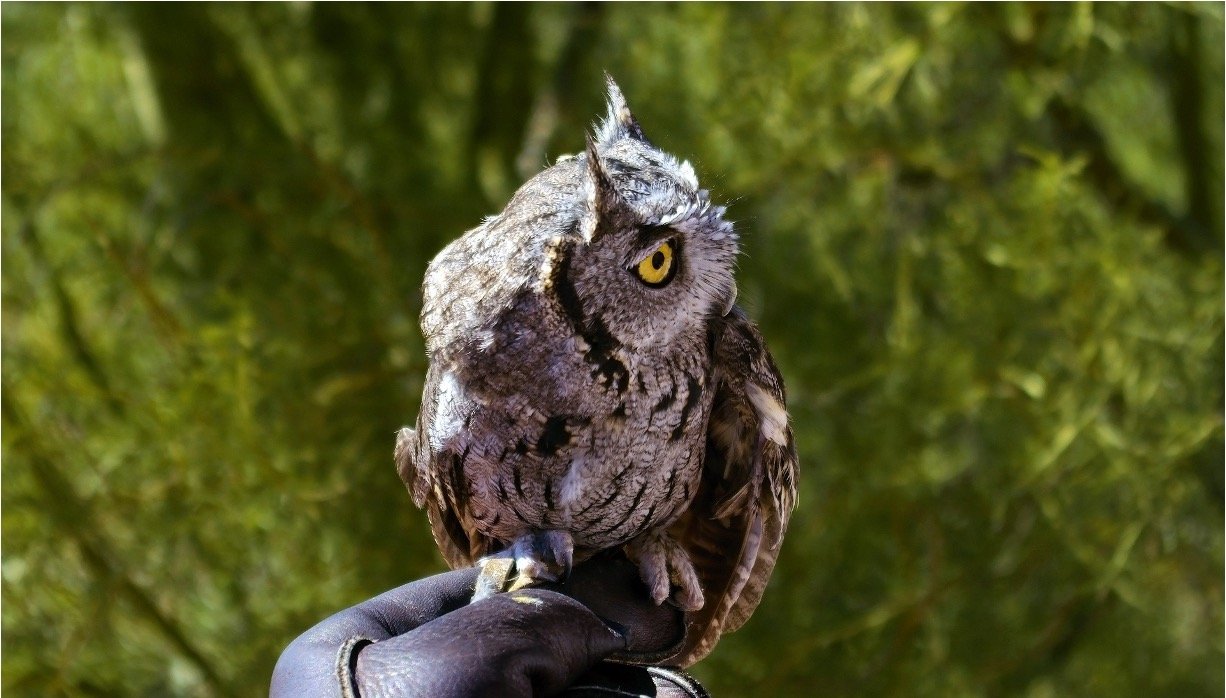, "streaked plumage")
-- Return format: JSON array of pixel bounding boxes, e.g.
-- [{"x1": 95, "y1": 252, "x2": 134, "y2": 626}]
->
[{"x1": 396, "y1": 77, "x2": 797, "y2": 665}]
